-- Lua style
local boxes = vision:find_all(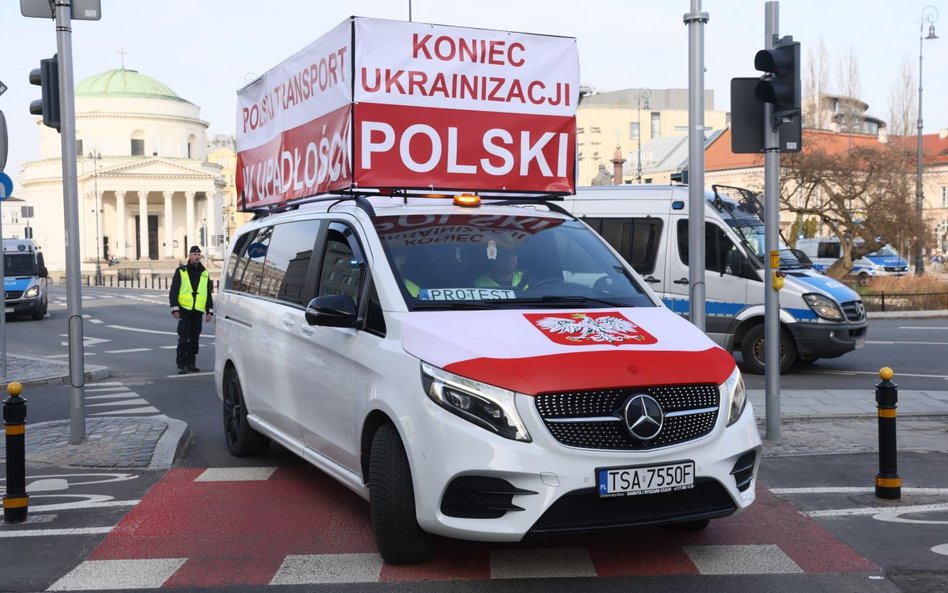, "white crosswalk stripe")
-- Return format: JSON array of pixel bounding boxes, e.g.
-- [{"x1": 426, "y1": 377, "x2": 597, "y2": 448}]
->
[{"x1": 85, "y1": 383, "x2": 161, "y2": 417}]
